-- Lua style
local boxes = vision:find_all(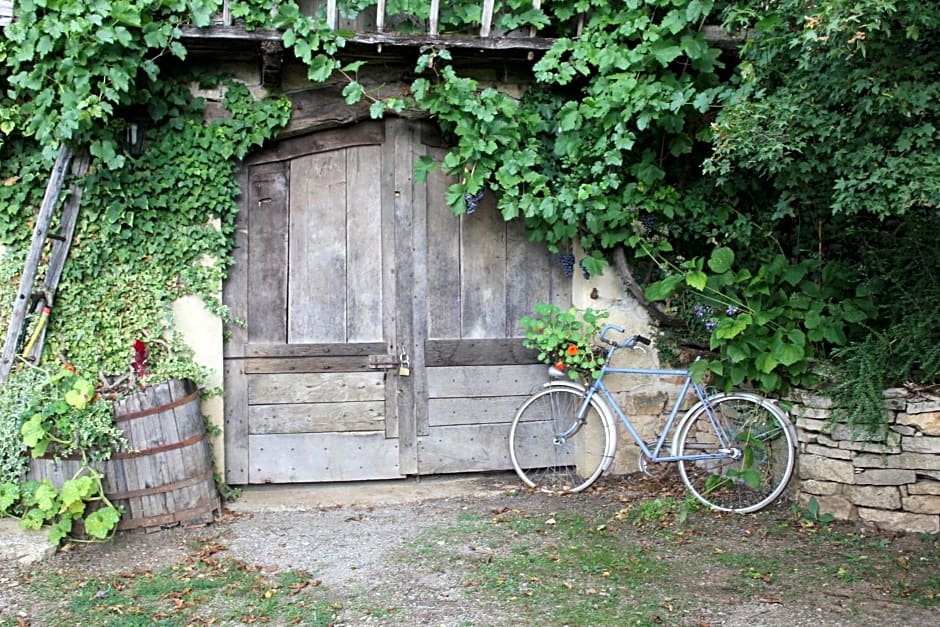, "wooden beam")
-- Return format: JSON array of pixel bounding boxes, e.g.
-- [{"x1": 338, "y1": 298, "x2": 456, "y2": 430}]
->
[
  {"x1": 178, "y1": 23, "x2": 744, "y2": 53},
  {"x1": 480, "y1": 0, "x2": 495, "y2": 38},
  {"x1": 429, "y1": 0, "x2": 440, "y2": 36},
  {"x1": 346, "y1": 32, "x2": 557, "y2": 51},
  {"x1": 326, "y1": 0, "x2": 337, "y2": 30},
  {"x1": 0, "y1": 0, "x2": 13, "y2": 27},
  {"x1": 376, "y1": 0, "x2": 386, "y2": 33},
  {"x1": 179, "y1": 24, "x2": 557, "y2": 50}
]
